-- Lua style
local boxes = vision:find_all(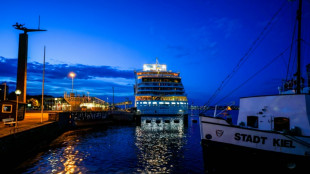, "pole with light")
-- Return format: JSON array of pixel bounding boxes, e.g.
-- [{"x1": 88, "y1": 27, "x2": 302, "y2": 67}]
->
[
  {"x1": 69, "y1": 72, "x2": 76, "y2": 93},
  {"x1": 41, "y1": 46, "x2": 46, "y2": 123},
  {"x1": 107, "y1": 97, "x2": 109, "y2": 111},
  {"x1": 15, "y1": 89, "x2": 21, "y2": 129}
]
